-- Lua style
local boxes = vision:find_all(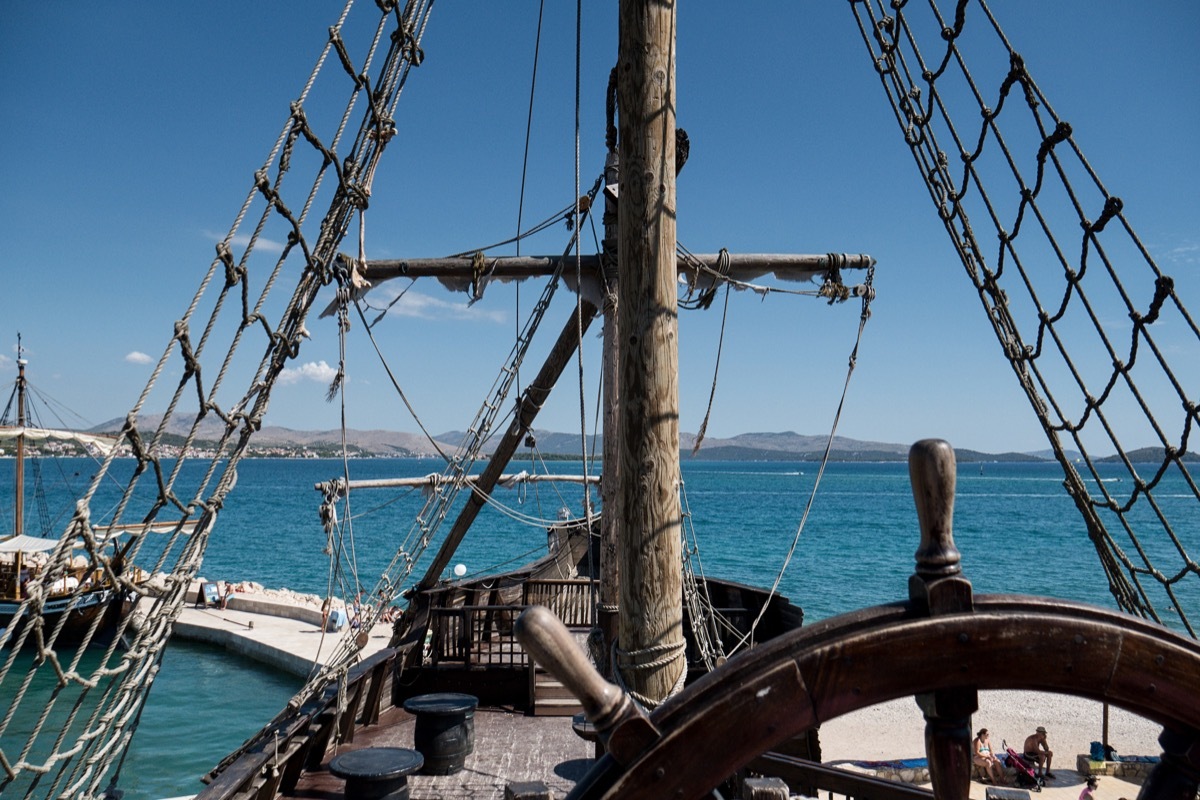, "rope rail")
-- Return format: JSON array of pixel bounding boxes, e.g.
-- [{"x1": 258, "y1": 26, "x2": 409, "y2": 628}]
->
[
  {"x1": 0, "y1": 2, "x2": 436, "y2": 795},
  {"x1": 850, "y1": 0, "x2": 1199, "y2": 636}
]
